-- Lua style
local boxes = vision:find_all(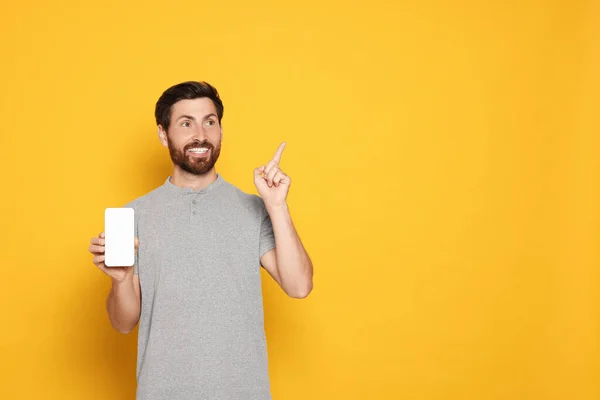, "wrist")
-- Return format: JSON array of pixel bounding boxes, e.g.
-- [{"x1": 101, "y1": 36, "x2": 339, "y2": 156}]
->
[
  {"x1": 265, "y1": 202, "x2": 289, "y2": 214},
  {"x1": 112, "y1": 273, "x2": 134, "y2": 286}
]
